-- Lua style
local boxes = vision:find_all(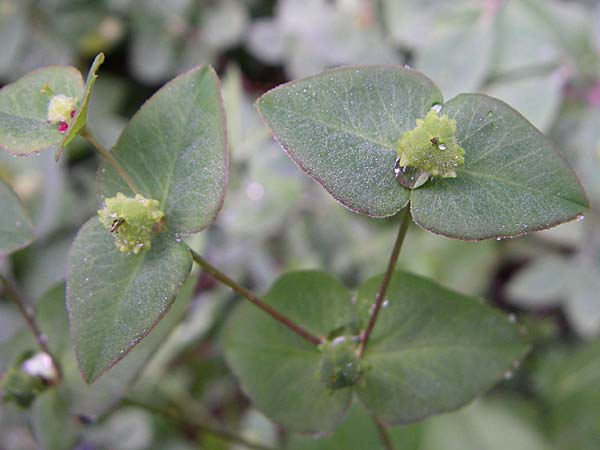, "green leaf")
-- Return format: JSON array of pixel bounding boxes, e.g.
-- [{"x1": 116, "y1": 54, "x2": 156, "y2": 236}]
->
[
  {"x1": 422, "y1": 400, "x2": 551, "y2": 450},
  {"x1": 287, "y1": 403, "x2": 422, "y2": 450},
  {"x1": 507, "y1": 255, "x2": 567, "y2": 308},
  {"x1": 356, "y1": 272, "x2": 528, "y2": 424},
  {"x1": 24, "y1": 276, "x2": 197, "y2": 420},
  {"x1": 223, "y1": 271, "x2": 355, "y2": 433},
  {"x1": 224, "y1": 269, "x2": 527, "y2": 432},
  {"x1": 0, "y1": 180, "x2": 34, "y2": 255},
  {"x1": 66, "y1": 217, "x2": 192, "y2": 383},
  {"x1": 416, "y1": 13, "x2": 493, "y2": 100},
  {"x1": 0, "y1": 66, "x2": 84, "y2": 155},
  {"x1": 59, "y1": 52, "x2": 105, "y2": 156},
  {"x1": 32, "y1": 389, "x2": 79, "y2": 450},
  {"x1": 411, "y1": 94, "x2": 588, "y2": 240},
  {"x1": 97, "y1": 65, "x2": 228, "y2": 235},
  {"x1": 534, "y1": 342, "x2": 600, "y2": 450},
  {"x1": 256, "y1": 66, "x2": 442, "y2": 217}
]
